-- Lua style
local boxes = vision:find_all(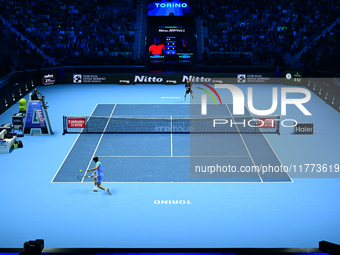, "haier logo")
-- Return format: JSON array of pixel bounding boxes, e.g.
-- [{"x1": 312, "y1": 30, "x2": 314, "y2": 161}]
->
[{"x1": 295, "y1": 123, "x2": 313, "y2": 134}]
